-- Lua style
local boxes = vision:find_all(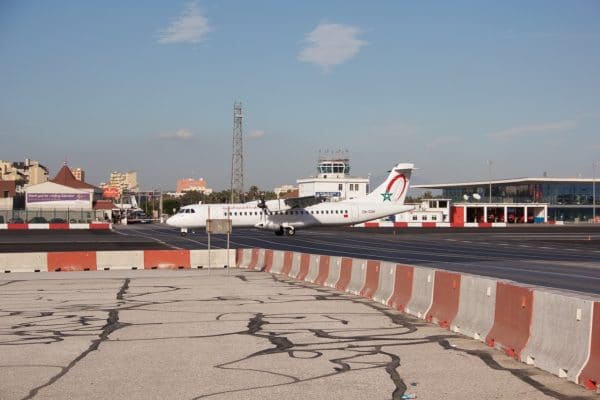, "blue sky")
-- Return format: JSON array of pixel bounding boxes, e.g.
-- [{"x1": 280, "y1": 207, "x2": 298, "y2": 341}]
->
[{"x1": 1, "y1": 1, "x2": 599, "y2": 191}]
